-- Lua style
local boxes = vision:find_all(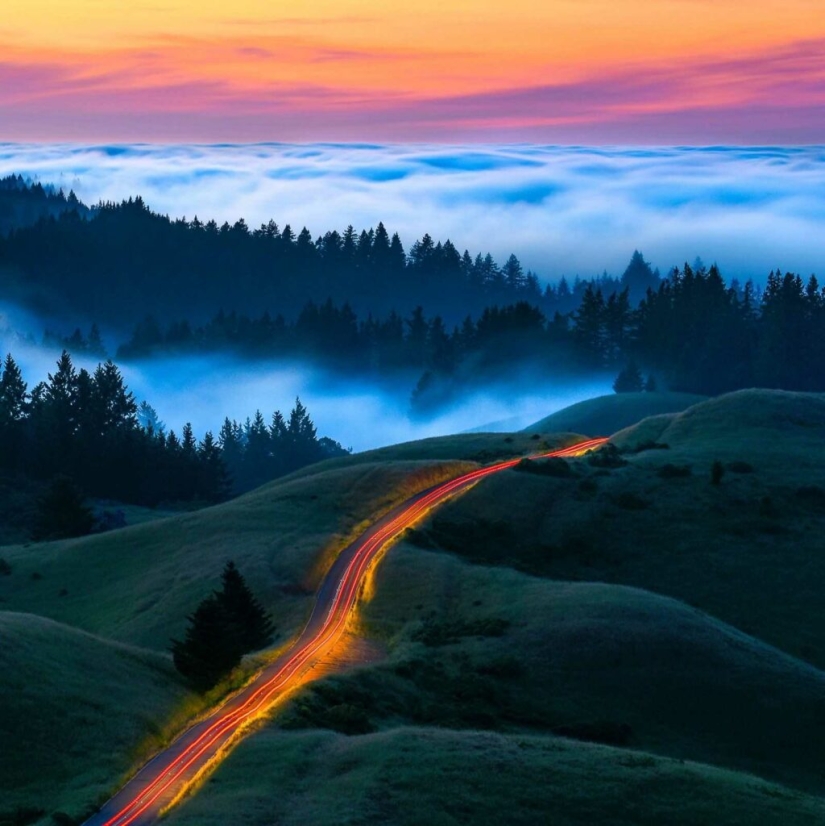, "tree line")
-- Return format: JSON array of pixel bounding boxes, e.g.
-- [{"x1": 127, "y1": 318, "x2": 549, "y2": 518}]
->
[
  {"x1": 0, "y1": 174, "x2": 89, "y2": 237},
  {"x1": 0, "y1": 187, "x2": 652, "y2": 329},
  {"x1": 0, "y1": 351, "x2": 347, "y2": 538}
]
